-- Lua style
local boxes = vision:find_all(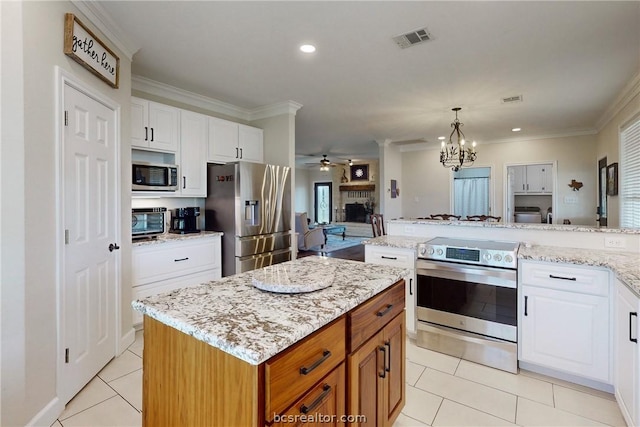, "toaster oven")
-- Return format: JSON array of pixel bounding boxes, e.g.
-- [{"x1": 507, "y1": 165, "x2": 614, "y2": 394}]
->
[{"x1": 132, "y1": 207, "x2": 167, "y2": 239}]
